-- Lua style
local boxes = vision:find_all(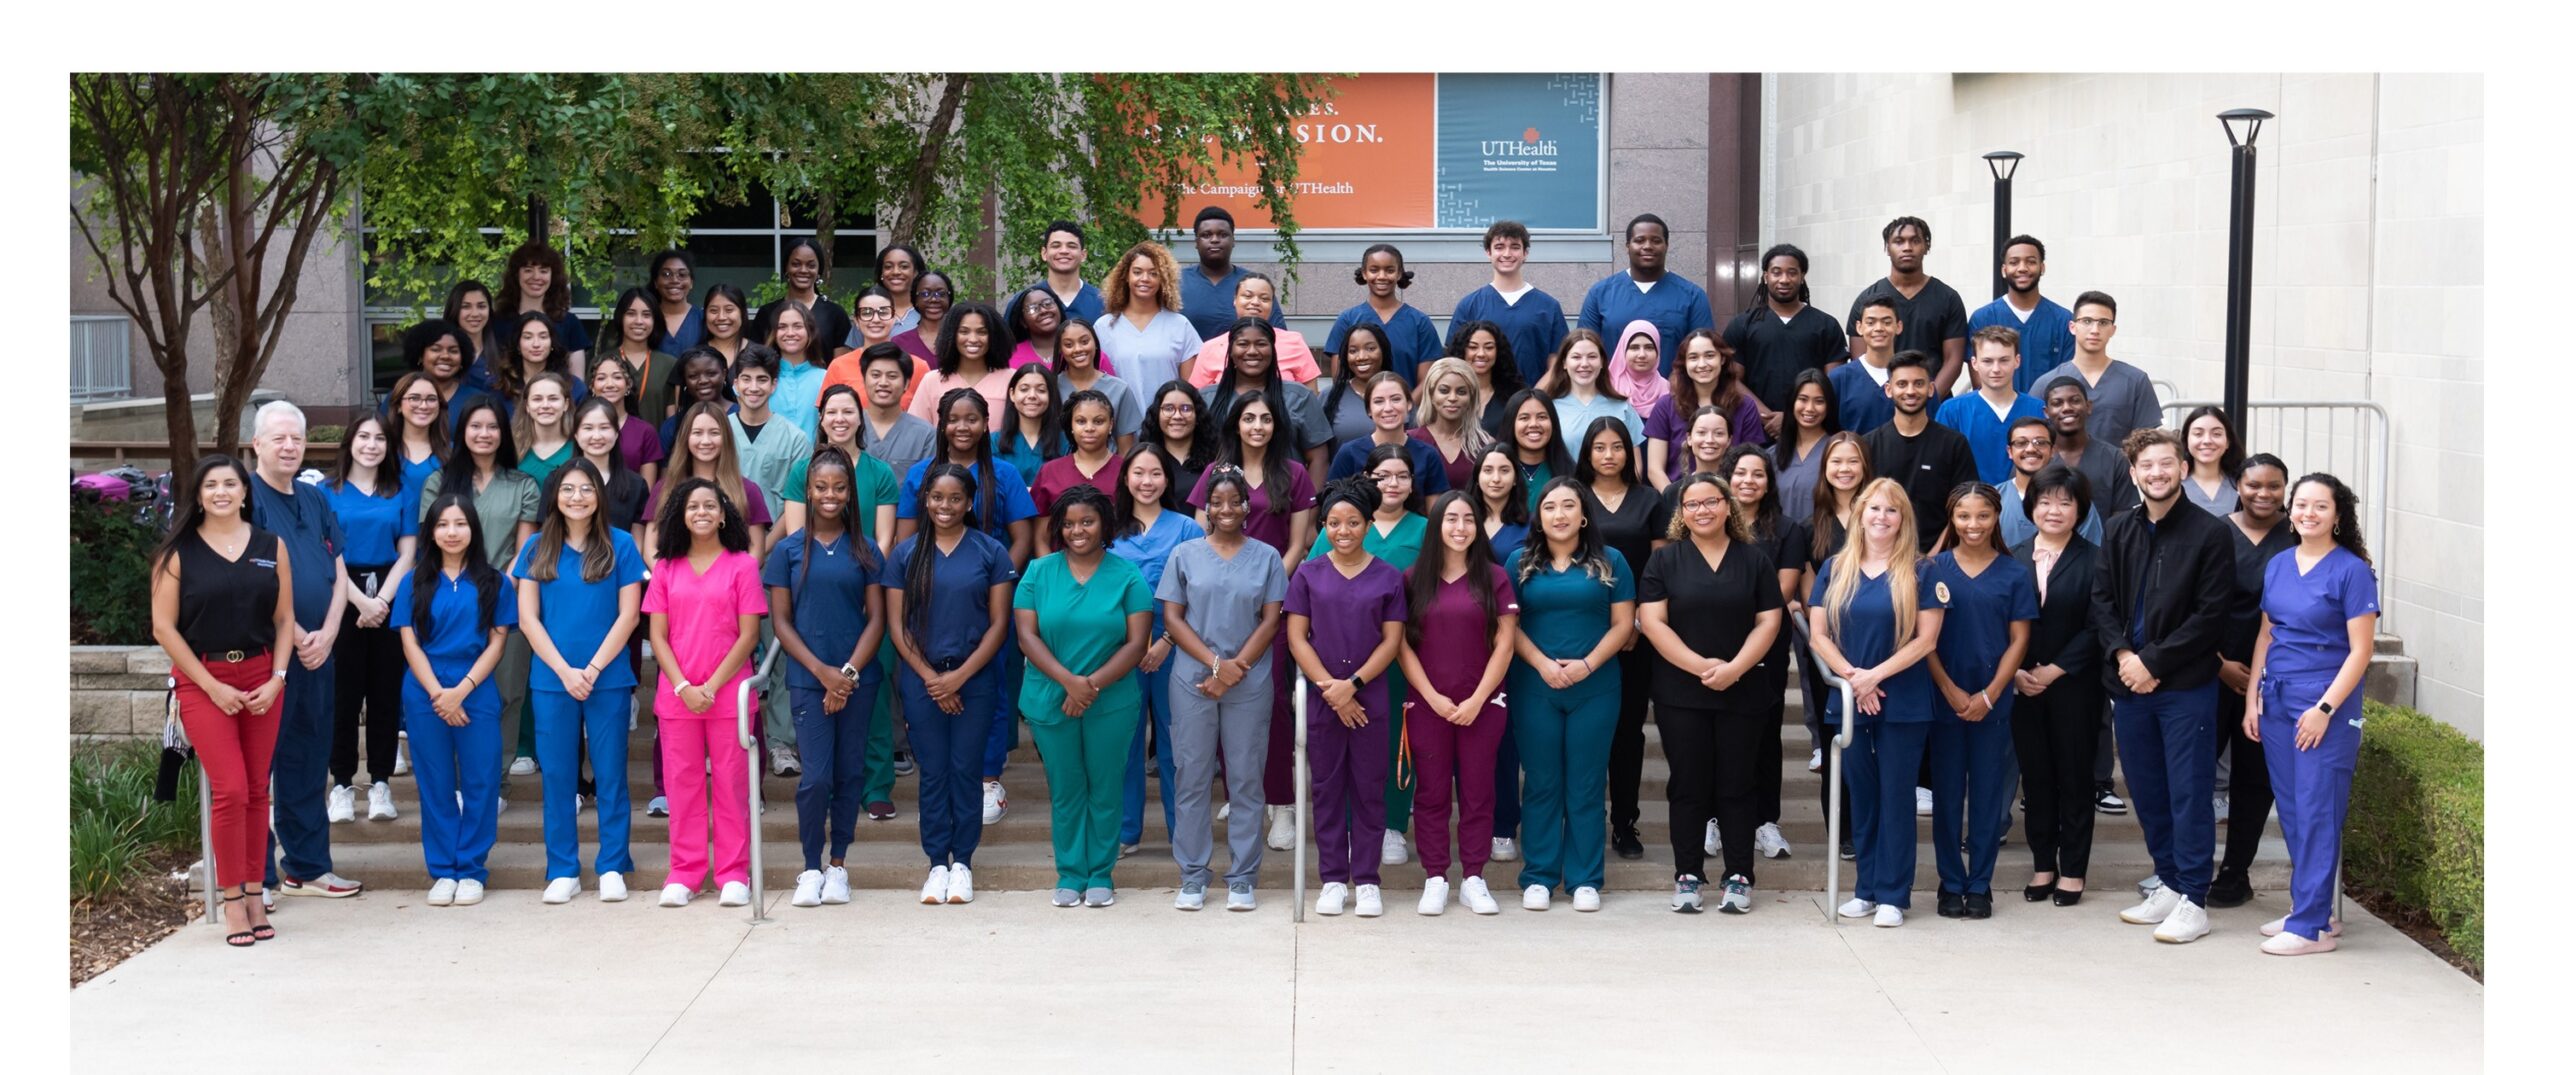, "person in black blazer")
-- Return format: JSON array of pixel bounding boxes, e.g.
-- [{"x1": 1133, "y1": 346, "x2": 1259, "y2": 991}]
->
[{"x1": 2007, "y1": 463, "x2": 2103, "y2": 906}]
